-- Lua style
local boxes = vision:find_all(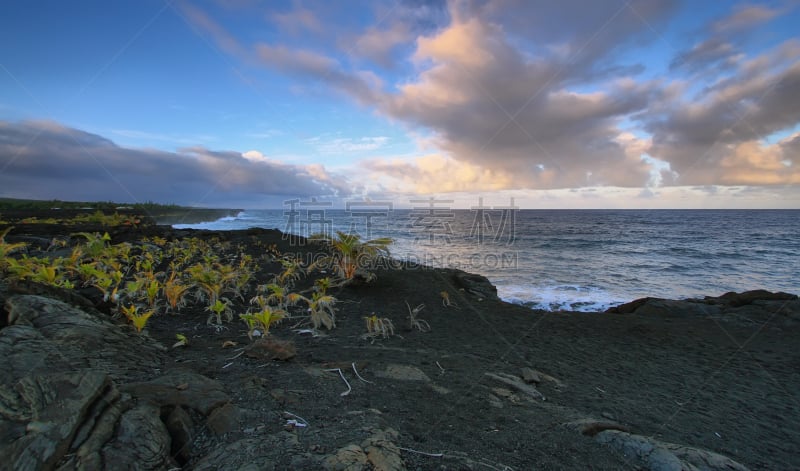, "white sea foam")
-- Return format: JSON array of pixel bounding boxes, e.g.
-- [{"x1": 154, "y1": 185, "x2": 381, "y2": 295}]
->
[{"x1": 498, "y1": 283, "x2": 624, "y2": 312}]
